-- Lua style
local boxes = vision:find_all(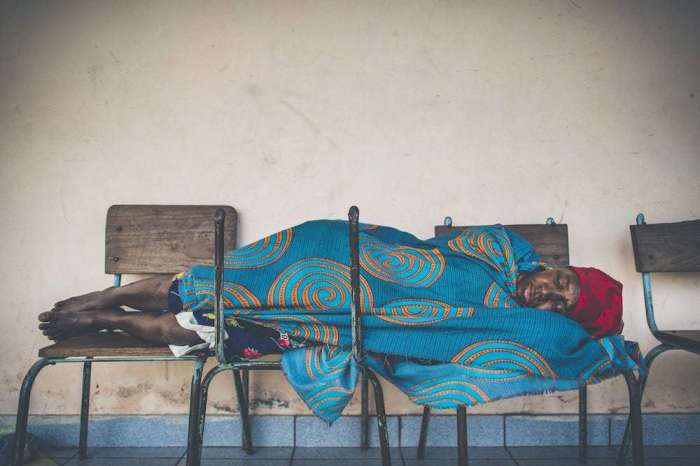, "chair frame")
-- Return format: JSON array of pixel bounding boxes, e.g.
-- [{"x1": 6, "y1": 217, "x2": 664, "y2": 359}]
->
[
  {"x1": 12, "y1": 205, "x2": 238, "y2": 466},
  {"x1": 187, "y1": 206, "x2": 391, "y2": 466},
  {"x1": 414, "y1": 216, "x2": 645, "y2": 466},
  {"x1": 617, "y1": 213, "x2": 700, "y2": 464}
]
